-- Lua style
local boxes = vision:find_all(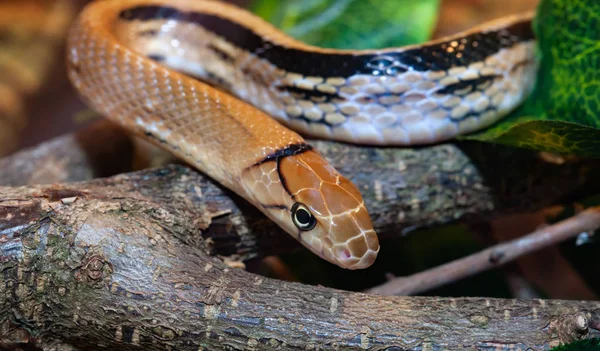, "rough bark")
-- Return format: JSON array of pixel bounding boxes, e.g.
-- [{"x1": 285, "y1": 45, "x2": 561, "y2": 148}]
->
[
  {"x1": 0, "y1": 121, "x2": 135, "y2": 186},
  {"x1": 2, "y1": 121, "x2": 600, "y2": 260},
  {"x1": 1, "y1": 168, "x2": 598, "y2": 350}
]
